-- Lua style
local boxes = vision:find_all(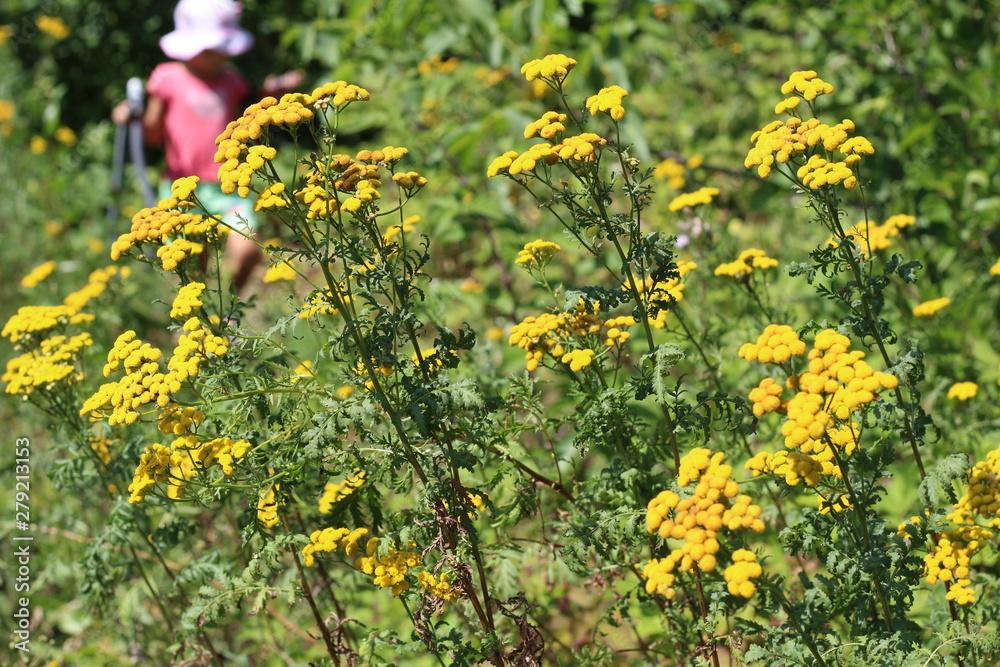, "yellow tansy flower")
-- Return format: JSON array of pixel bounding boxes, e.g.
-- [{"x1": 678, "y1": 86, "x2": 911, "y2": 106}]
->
[
  {"x1": 947, "y1": 382, "x2": 978, "y2": 401},
  {"x1": 912, "y1": 297, "x2": 950, "y2": 317},
  {"x1": 21, "y1": 260, "x2": 57, "y2": 288}
]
